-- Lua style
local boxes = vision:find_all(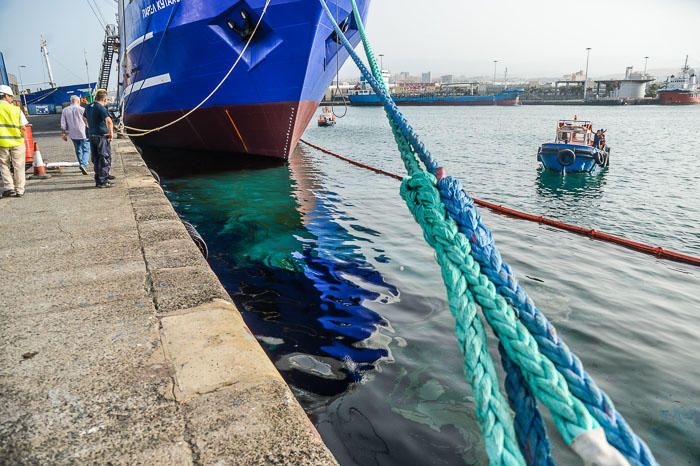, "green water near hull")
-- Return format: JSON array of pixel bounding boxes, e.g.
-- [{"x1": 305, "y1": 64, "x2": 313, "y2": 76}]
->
[{"x1": 161, "y1": 105, "x2": 700, "y2": 465}]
